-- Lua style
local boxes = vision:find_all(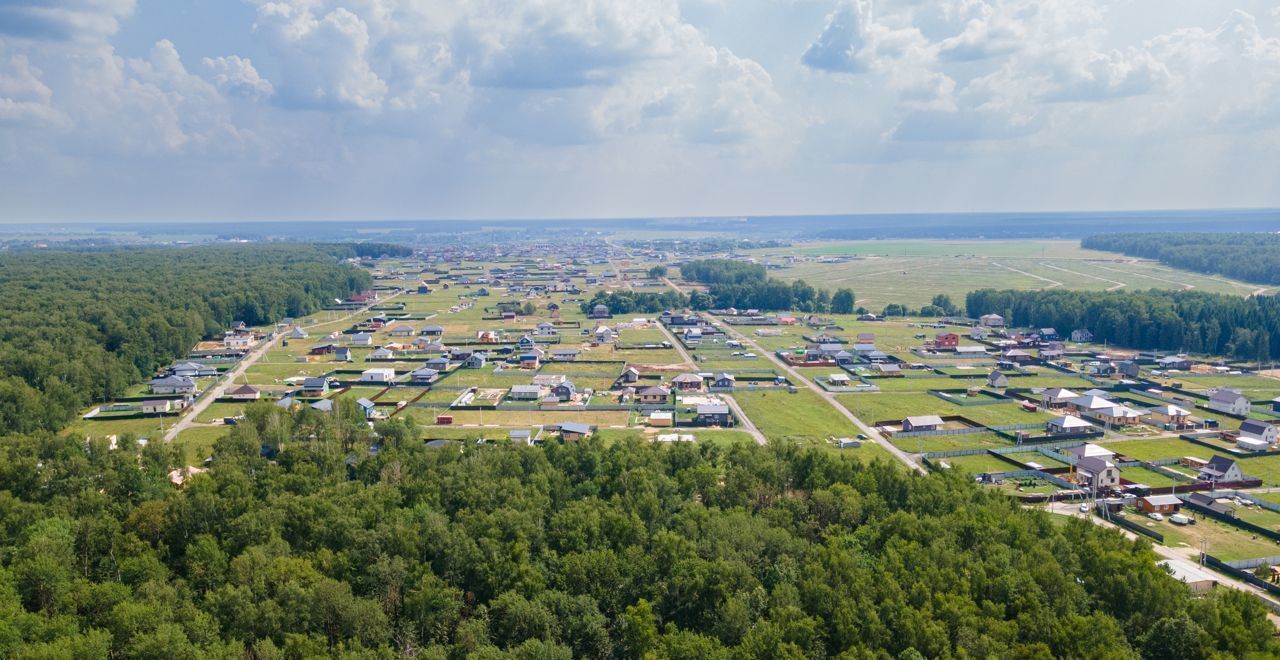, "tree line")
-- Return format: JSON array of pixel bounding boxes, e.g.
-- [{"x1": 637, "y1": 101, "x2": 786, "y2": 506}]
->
[
  {"x1": 966, "y1": 288, "x2": 1280, "y2": 360},
  {"x1": 1083, "y1": 232, "x2": 1280, "y2": 285},
  {"x1": 578, "y1": 290, "x2": 691, "y2": 316},
  {"x1": 679, "y1": 260, "x2": 856, "y2": 313},
  {"x1": 0, "y1": 405, "x2": 1271, "y2": 658},
  {"x1": 0, "y1": 245, "x2": 371, "y2": 434}
]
